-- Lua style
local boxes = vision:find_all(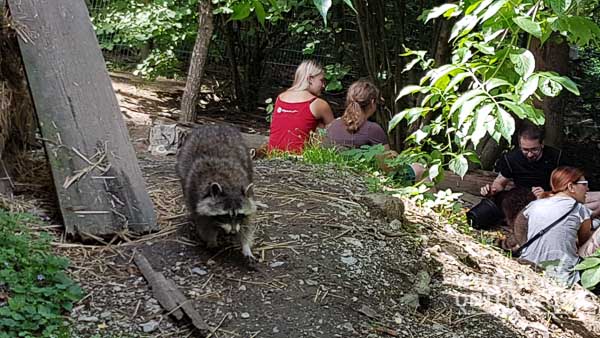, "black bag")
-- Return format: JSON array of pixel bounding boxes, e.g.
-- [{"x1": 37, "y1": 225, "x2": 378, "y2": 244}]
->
[{"x1": 466, "y1": 198, "x2": 504, "y2": 230}]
